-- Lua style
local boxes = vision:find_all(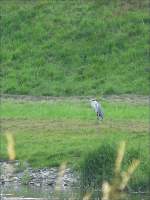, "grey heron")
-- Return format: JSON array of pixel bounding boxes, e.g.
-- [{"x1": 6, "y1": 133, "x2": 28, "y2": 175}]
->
[{"x1": 90, "y1": 99, "x2": 104, "y2": 120}]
